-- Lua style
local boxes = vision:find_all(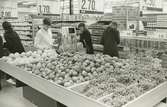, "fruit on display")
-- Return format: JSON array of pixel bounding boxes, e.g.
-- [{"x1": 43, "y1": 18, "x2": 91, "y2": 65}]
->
[
  {"x1": 102, "y1": 81, "x2": 156, "y2": 107},
  {"x1": 2, "y1": 49, "x2": 57, "y2": 65},
  {"x1": 2, "y1": 51, "x2": 120, "y2": 87},
  {"x1": 29, "y1": 53, "x2": 123, "y2": 87},
  {"x1": 2, "y1": 50, "x2": 167, "y2": 106},
  {"x1": 71, "y1": 54, "x2": 167, "y2": 107}
]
